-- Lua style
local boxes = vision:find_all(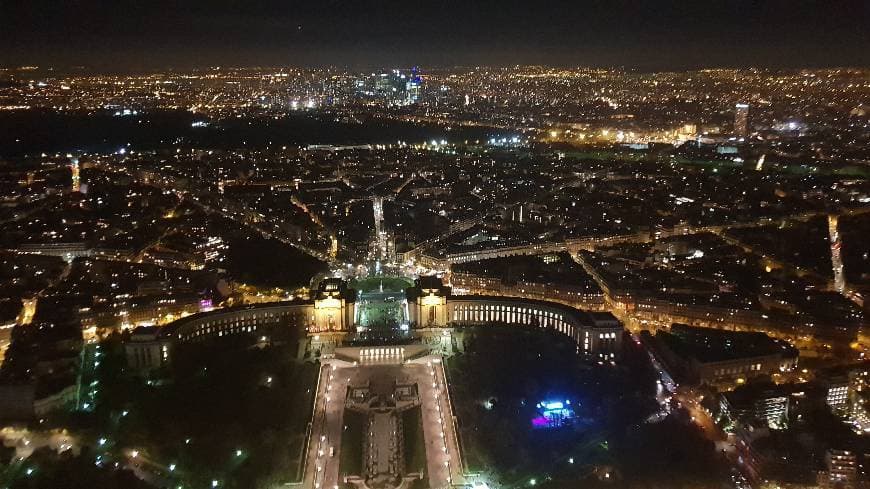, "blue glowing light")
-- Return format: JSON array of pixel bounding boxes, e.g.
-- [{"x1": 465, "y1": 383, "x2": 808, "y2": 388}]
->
[{"x1": 532, "y1": 398, "x2": 577, "y2": 429}]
